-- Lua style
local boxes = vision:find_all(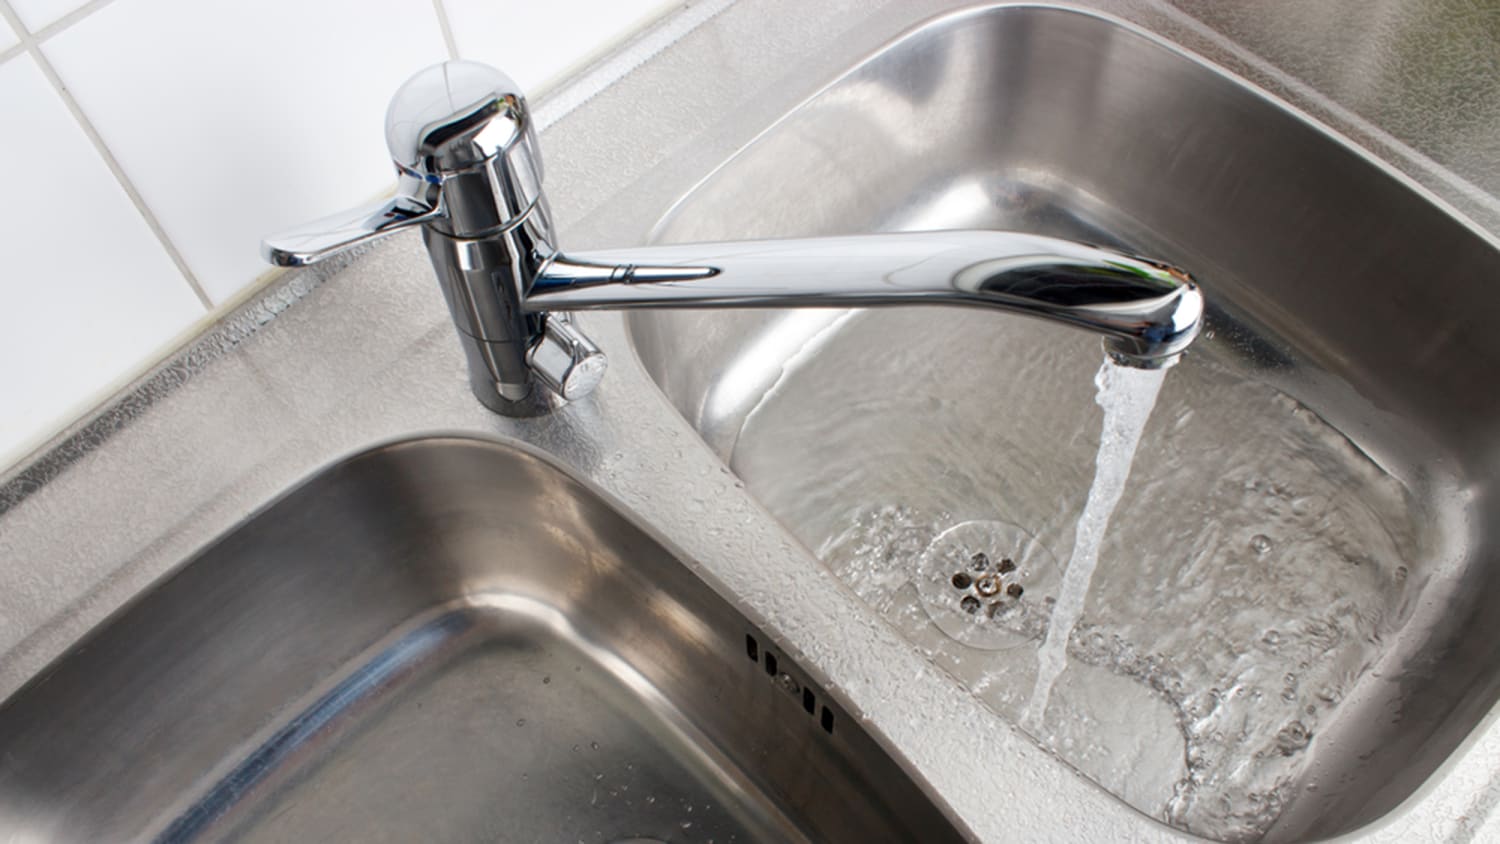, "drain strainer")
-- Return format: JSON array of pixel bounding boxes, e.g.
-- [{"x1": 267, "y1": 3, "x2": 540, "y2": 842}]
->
[{"x1": 915, "y1": 519, "x2": 1060, "y2": 650}]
